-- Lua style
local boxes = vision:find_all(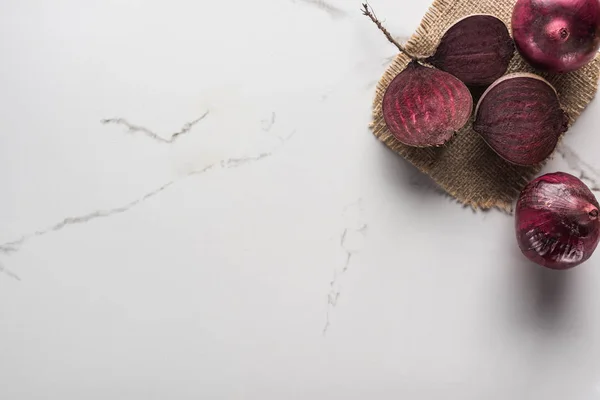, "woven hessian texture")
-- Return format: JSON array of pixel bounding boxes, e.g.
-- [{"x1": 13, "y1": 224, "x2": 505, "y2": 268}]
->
[{"x1": 370, "y1": 0, "x2": 600, "y2": 212}]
